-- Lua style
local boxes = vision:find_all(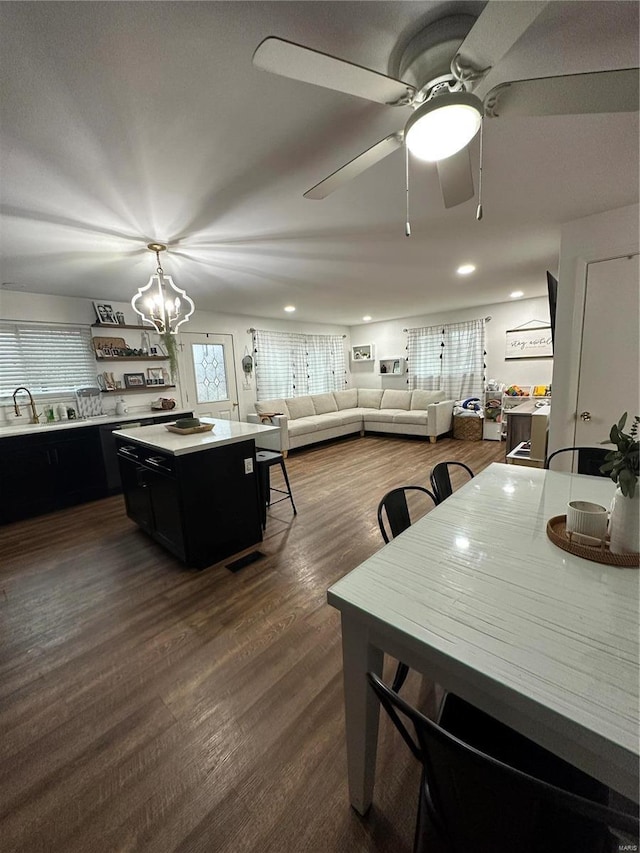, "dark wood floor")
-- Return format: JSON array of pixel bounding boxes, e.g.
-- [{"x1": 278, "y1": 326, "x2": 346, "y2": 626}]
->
[{"x1": 0, "y1": 434, "x2": 505, "y2": 853}]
